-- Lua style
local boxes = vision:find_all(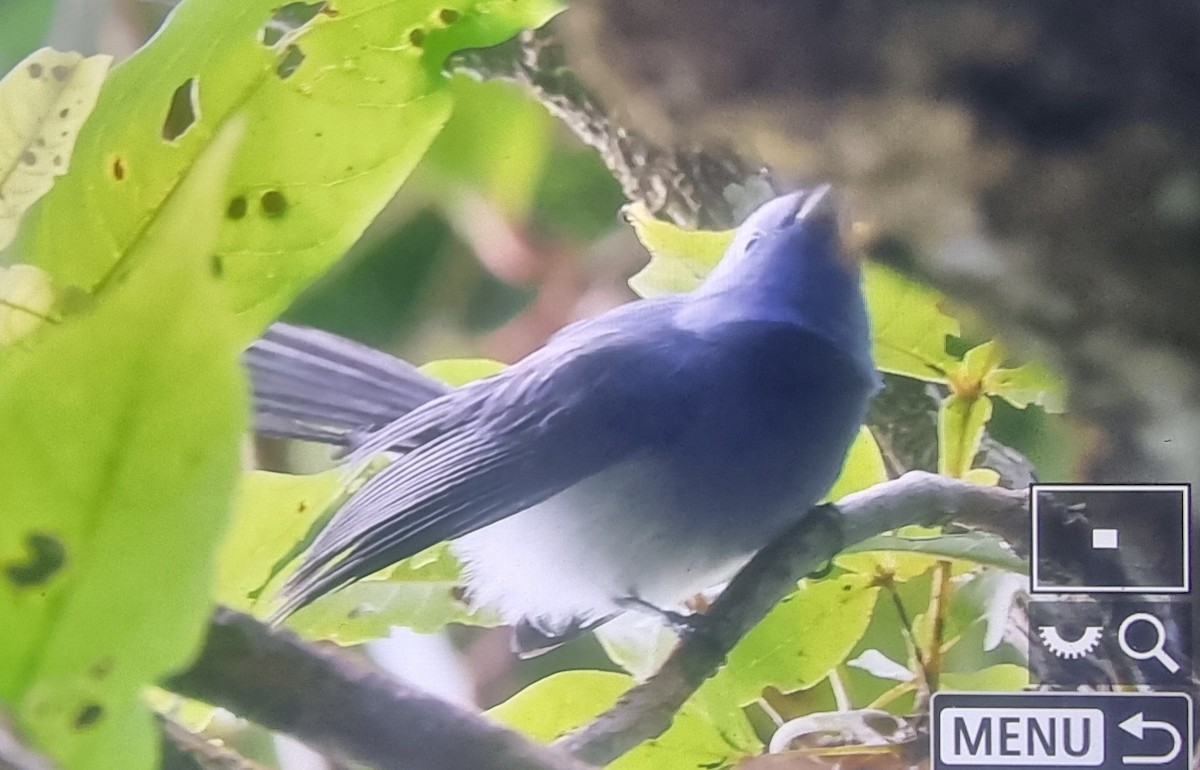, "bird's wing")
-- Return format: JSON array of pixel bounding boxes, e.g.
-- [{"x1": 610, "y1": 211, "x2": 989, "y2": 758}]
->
[
  {"x1": 275, "y1": 312, "x2": 703, "y2": 617},
  {"x1": 245, "y1": 323, "x2": 450, "y2": 446}
]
